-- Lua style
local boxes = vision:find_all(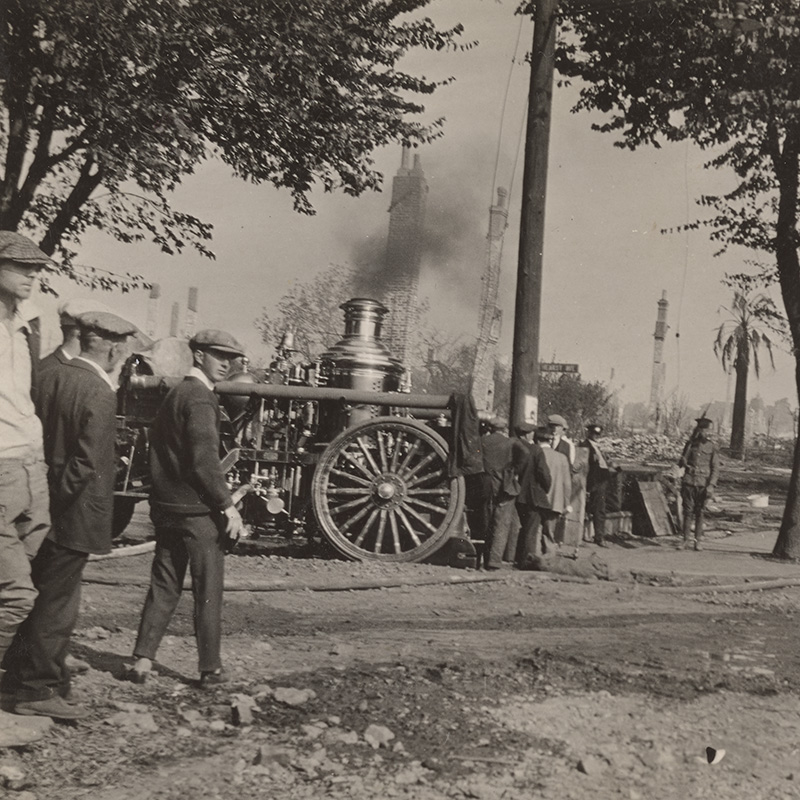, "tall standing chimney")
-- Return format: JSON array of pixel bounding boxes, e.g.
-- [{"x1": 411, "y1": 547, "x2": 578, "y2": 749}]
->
[
  {"x1": 380, "y1": 148, "x2": 428, "y2": 367},
  {"x1": 170, "y1": 301, "x2": 180, "y2": 338},
  {"x1": 145, "y1": 283, "x2": 161, "y2": 338},
  {"x1": 184, "y1": 287, "x2": 199, "y2": 338},
  {"x1": 649, "y1": 290, "x2": 669, "y2": 430},
  {"x1": 471, "y1": 187, "x2": 509, "y2": 412}
]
